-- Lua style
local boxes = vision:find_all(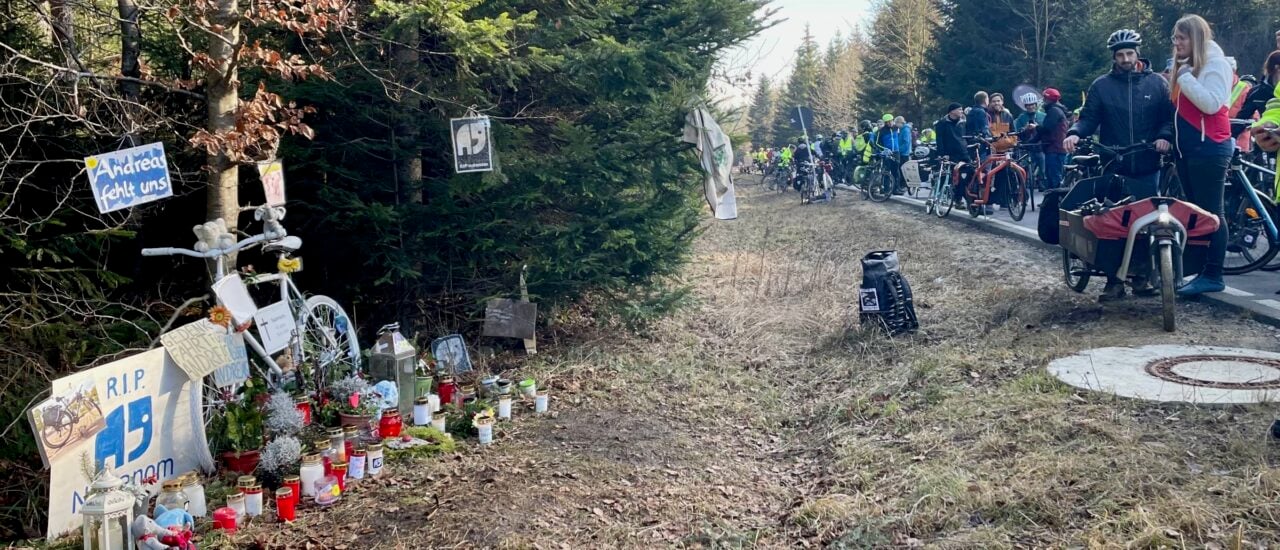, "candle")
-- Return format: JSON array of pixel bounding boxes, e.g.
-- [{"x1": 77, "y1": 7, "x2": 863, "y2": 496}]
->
[
  {"x1": 348, "y1": 450, "x2": 366, "y2": 480},
  {"x1": 275, "y1": 487, "x2": 296, "y2": 522},
  {"x1": 498, "y1": 396, "x2": 512, "y2": 420},
  {"x1": 315, "y1": 439, "x2": 334, "y2": 475},
  {"x1": 343, "y1": 426, "x2": 358, "y2": 458},
  {"x1": 431, "y1": 415, "x2": 447, "y2": 434},
  {"x1": 212, "y1": 507, "x2": 237, "y2": 533},
  {"x1": 438, "y1": 378, "x2": 455, "y2": 407},
  {"x1": 379, "y1": 408, "x2": 403, "y2": 438},
  {"x1": 181, "y1": 472, "x2": 207, "y2": 517},
  {"x1": 428, "y1": 393, "x2": 441, "y2": 413},
  {"x1": 476, "y1": 419, "x2": 494, "y2": 445},
  {"x1": 242, "y1": 485, "x2": 263, "y2": 517},
  {"x1": 294, "y1": 396, "x2": 312, "y2": 426},
  {"x1": 366, "y1": 443, "x2": 384, "y2": 477},
  {"x1": 236, "y1": 475, "x2": 256, "y2": 490},
  {"x1": 299, "y1": 454, "x2": 323, "y2": 498},
  {"x1": 327, "y1": 428, "x2": 347, "y2": 463},
  {"x1": 226, "y1": 493, "x2": 246, "y2": 522},
  {"x1": 535, "y1": 390, "x2": 549, "y2": 414},
  {"x1": 283, "y1": 476, "x2": 301, "y2": 508},
  {"x1": 331, "y1": 462, "x2": 348, "y2": 493},
  {"x1": 413, "y1": 397, "x2": 431, "y2": 426}
]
